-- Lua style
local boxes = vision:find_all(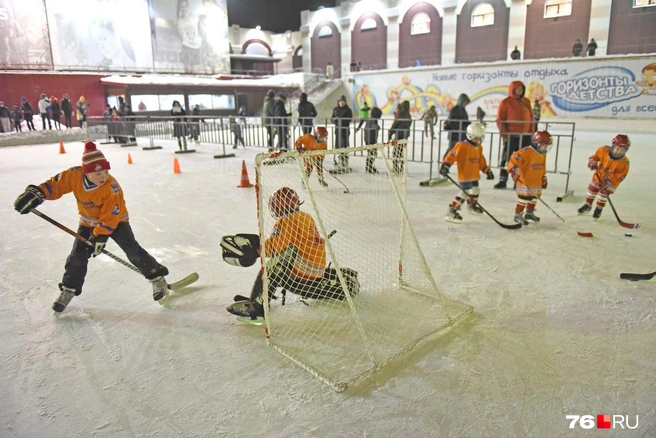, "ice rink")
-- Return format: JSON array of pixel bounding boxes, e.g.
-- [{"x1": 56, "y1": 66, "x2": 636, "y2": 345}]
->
[{"x1": 1, "y1": 124, "x2": 654, "y2": 437}]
